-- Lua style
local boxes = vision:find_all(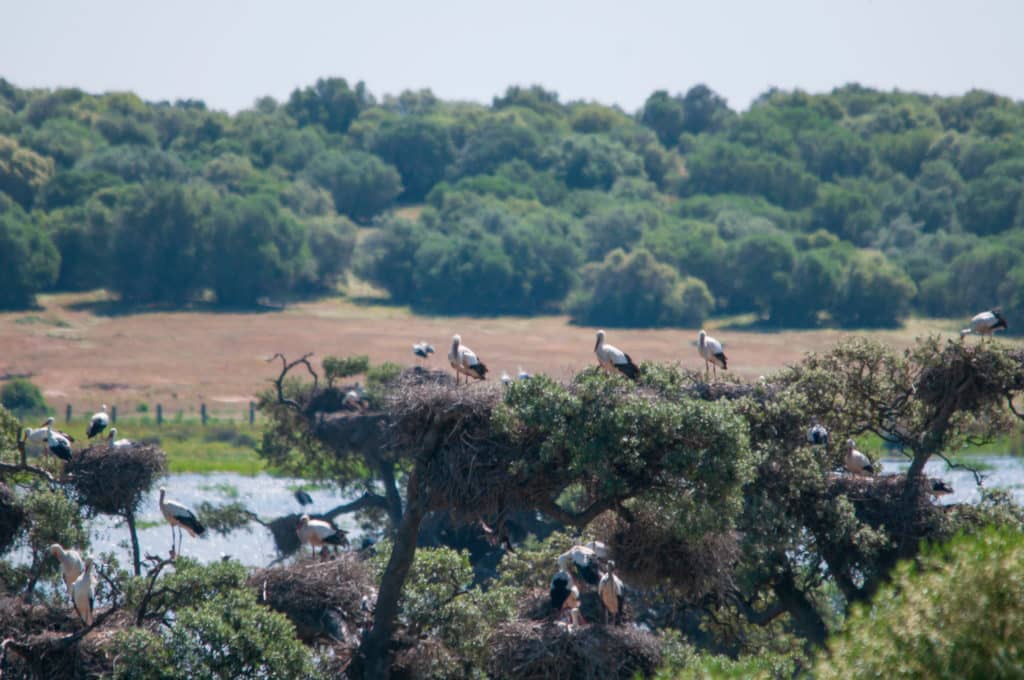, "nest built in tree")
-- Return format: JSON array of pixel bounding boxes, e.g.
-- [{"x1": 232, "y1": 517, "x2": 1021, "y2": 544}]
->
[
  {"x1": 249, "y1": 554, "x2": 375, "y2": 645},
  {"x1": 487, "y1": 622, "x2": 663, "y2": 680},
  {"x1": 65, "y1": 443, "x2": 166, "y2": 516}
]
